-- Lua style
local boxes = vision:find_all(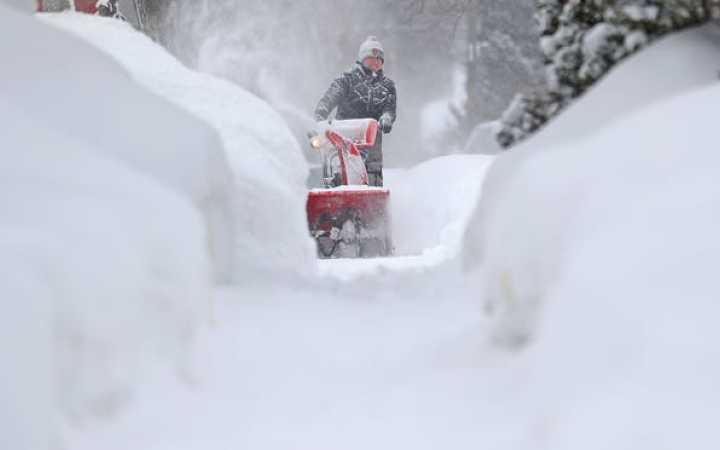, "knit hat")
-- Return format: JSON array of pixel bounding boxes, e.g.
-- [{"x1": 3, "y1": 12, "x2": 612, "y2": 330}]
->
[{"x1": 358, "y1": 36, "x2": 385, "y2": 62}]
